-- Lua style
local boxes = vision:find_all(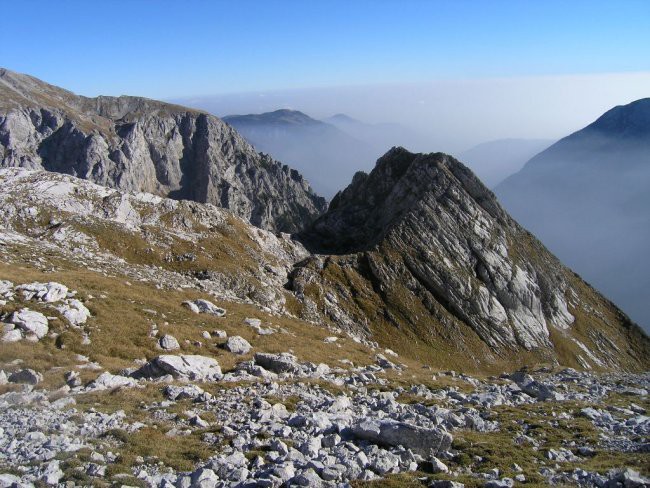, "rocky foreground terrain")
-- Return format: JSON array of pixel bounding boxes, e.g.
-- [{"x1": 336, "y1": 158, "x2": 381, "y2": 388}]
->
[{"x1": 0, "y1": 167, "x2": 647, "y2": 487}]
